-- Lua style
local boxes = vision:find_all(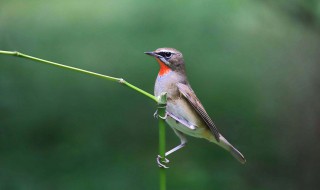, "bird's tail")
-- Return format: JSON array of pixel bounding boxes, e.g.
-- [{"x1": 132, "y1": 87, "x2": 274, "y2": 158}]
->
[{"x1": 210, "y1": 135, "x2": 246, "y2": 164}]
